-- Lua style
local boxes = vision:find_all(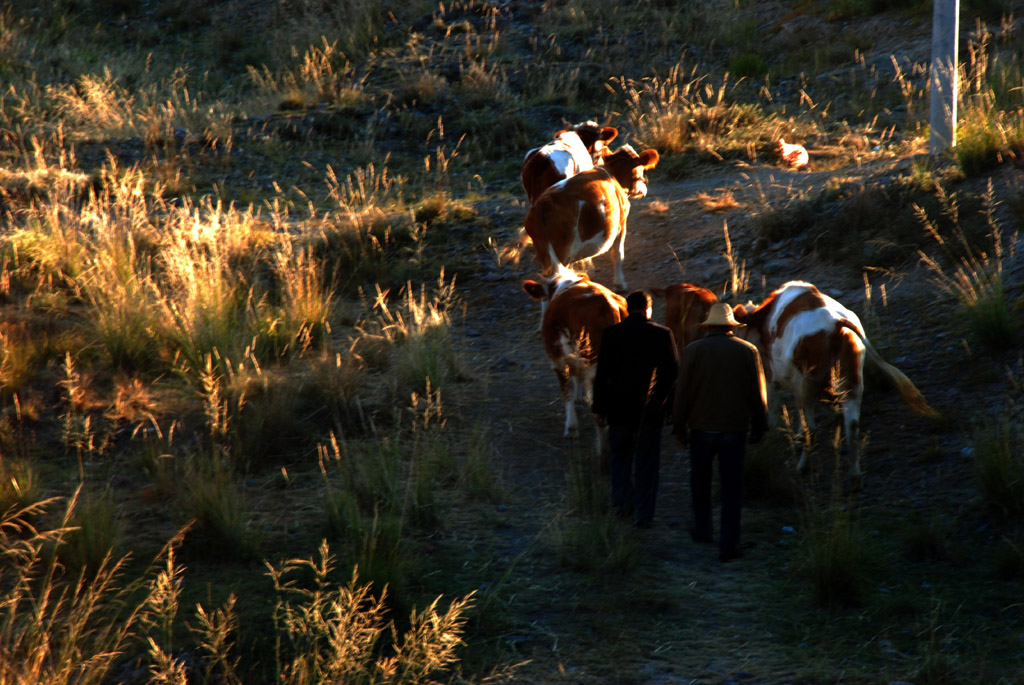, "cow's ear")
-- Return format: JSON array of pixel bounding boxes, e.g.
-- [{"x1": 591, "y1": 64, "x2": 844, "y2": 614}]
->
[
  {"x1": 639, "y1": 149, "x2": 660, "y2": 169},
  {"x1": 522, "y1": 280, "x2": 547, "y2": 301},
  {"x1": 600, "y1": 126, "x2": 618, "y2": 142}
]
